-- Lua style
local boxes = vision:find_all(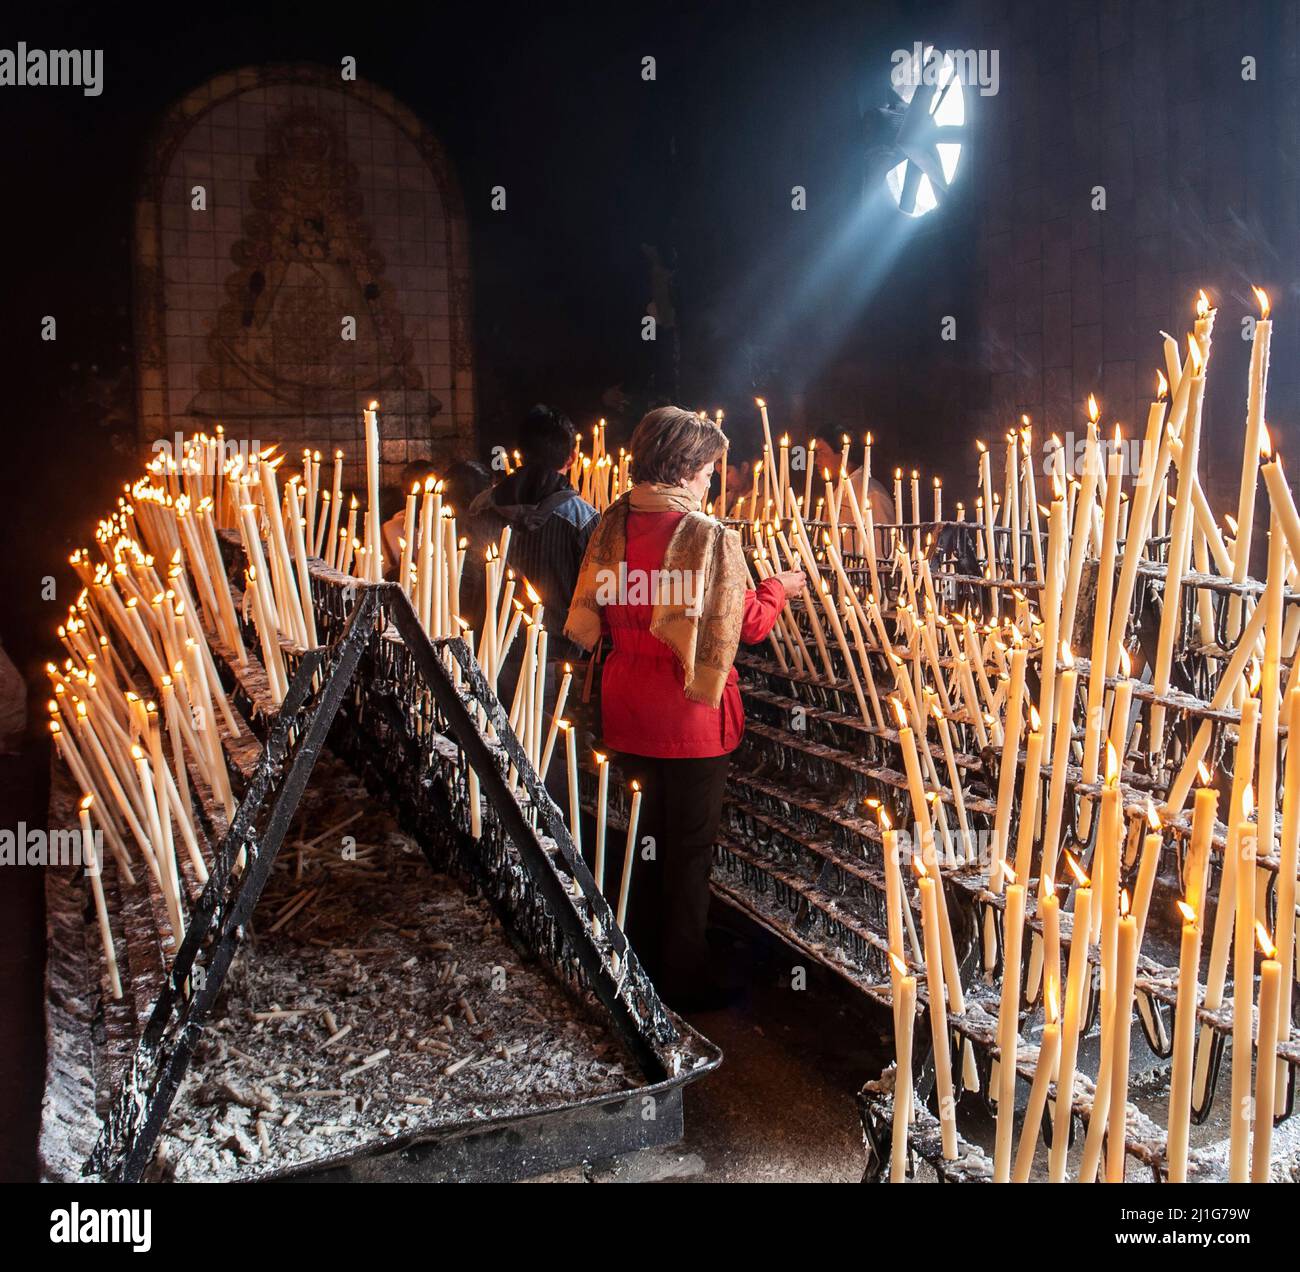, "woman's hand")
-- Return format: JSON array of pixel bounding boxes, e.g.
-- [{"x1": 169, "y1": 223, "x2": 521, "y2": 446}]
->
[{"x1": 772, "y1": 569, "x2": 807, "y2": 598}]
